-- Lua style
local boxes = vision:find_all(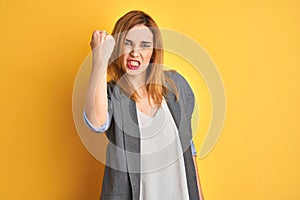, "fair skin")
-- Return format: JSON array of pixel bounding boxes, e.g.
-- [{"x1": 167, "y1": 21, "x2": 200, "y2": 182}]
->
[
  {"x1": 121, "y1": 24, "x2": 159, "y2": 116},
  {"x1": 85, "y1": 24, "x2": 204, "y2": 199},
  {"x1": 84, "y1": 30, "x2": 114, "y2": 127},
  {"x1": 85, "y1": 24, "x2": 158, "y2": 125},
  {"x1": 194, "y1": 156, "x2": 205, "y2": 200}
]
